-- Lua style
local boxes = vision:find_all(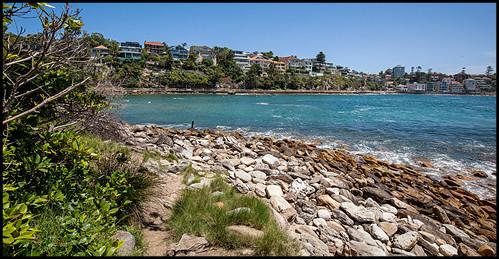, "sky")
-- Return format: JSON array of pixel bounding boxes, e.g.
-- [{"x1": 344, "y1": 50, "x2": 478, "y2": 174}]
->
[{"x1": 9, "y1": 3, "x2": 497, "y2": 75}]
